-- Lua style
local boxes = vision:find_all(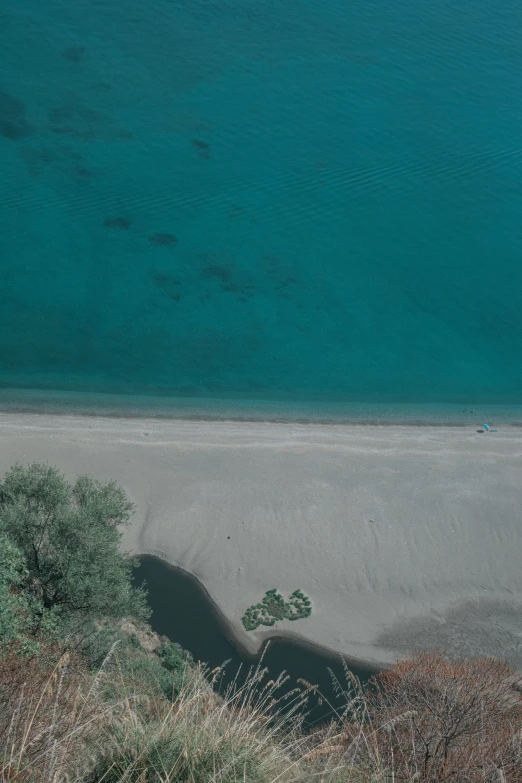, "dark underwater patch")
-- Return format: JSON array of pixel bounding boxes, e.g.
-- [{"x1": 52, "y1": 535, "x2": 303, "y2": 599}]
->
[
  {"x1": 0, "y1": 88, "x2": 33, "y2": 139},
  {"x1": 103, "y1": 217, "x2": 132, "y2": 230},
  {"x1": 190, "y1": 138, "x2": 211, "y2": 159},
  {"x1": 61, "y1": 46, "x2": 86, "y2": 63},
  {"x1": 149, "y1": 233, "x2": 178, "y2": 247}
]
